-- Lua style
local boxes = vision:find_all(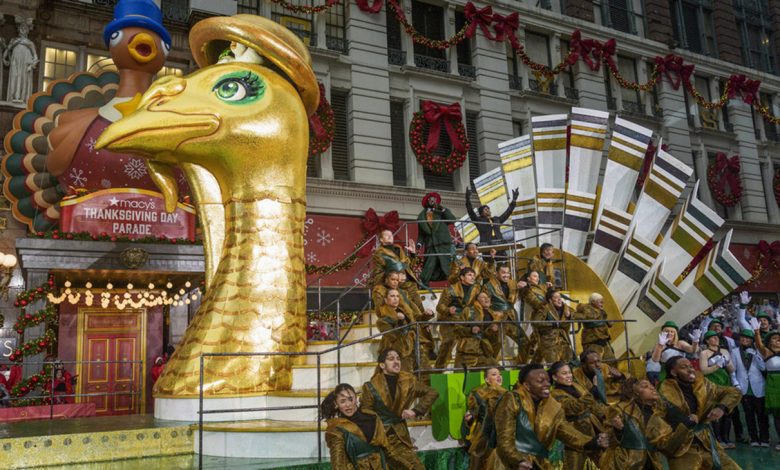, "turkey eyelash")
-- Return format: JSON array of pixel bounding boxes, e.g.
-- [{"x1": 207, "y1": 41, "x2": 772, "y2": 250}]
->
[{"x1": 238, "y1": 72, "x2": 264, "y2": 97}]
